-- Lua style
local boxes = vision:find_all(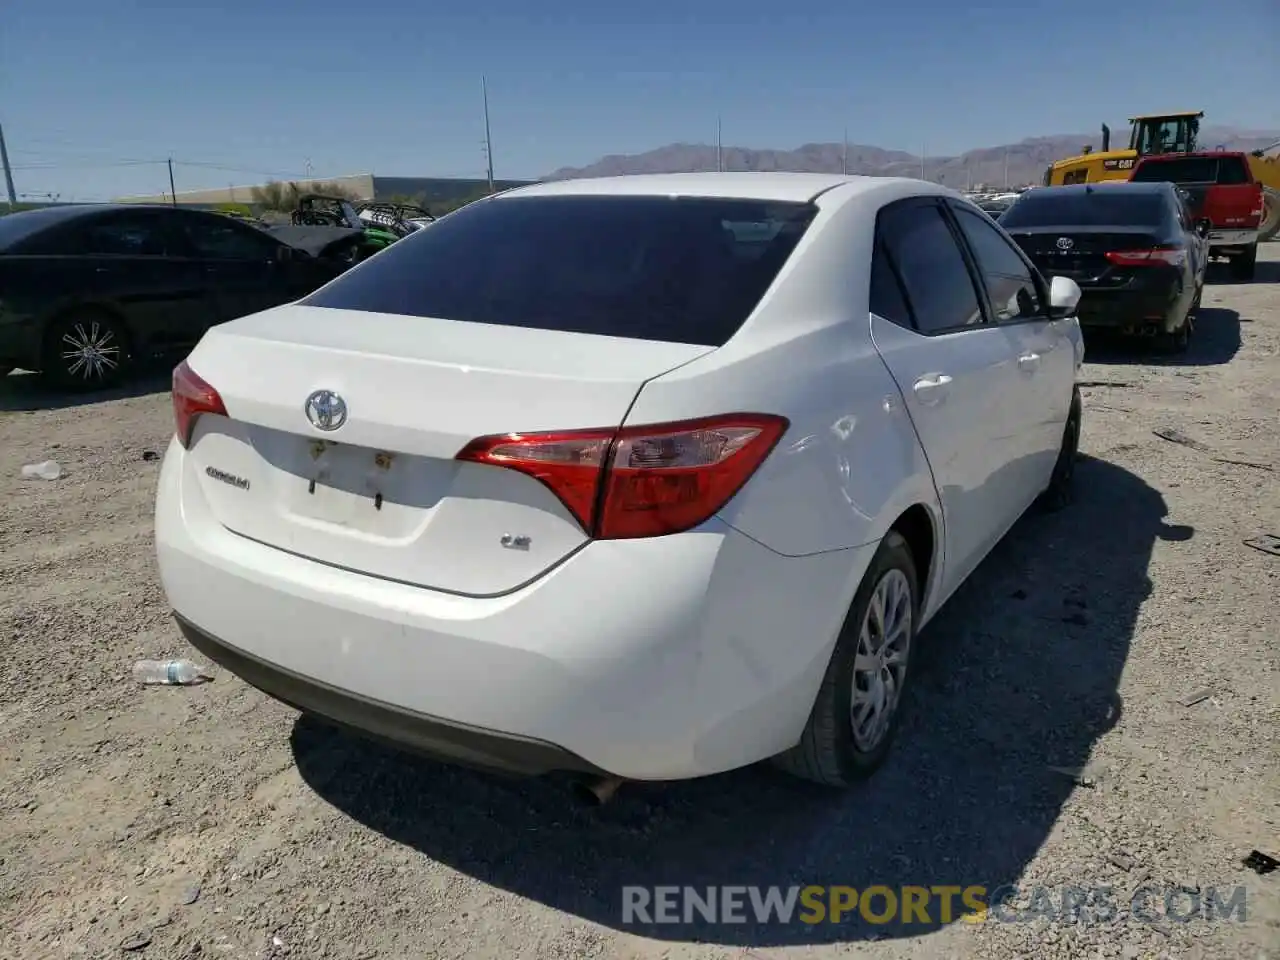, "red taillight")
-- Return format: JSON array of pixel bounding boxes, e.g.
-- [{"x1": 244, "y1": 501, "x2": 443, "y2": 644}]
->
[
  {"x1": 1105, "y1": 246, "x2": 1185, "y2": 266},
  {"x1": 172, "y1": 360, "x2": 227, "y2": 448},
  {"x1": 456, "y1": 413, "x2": 789, "y2": 539}
]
